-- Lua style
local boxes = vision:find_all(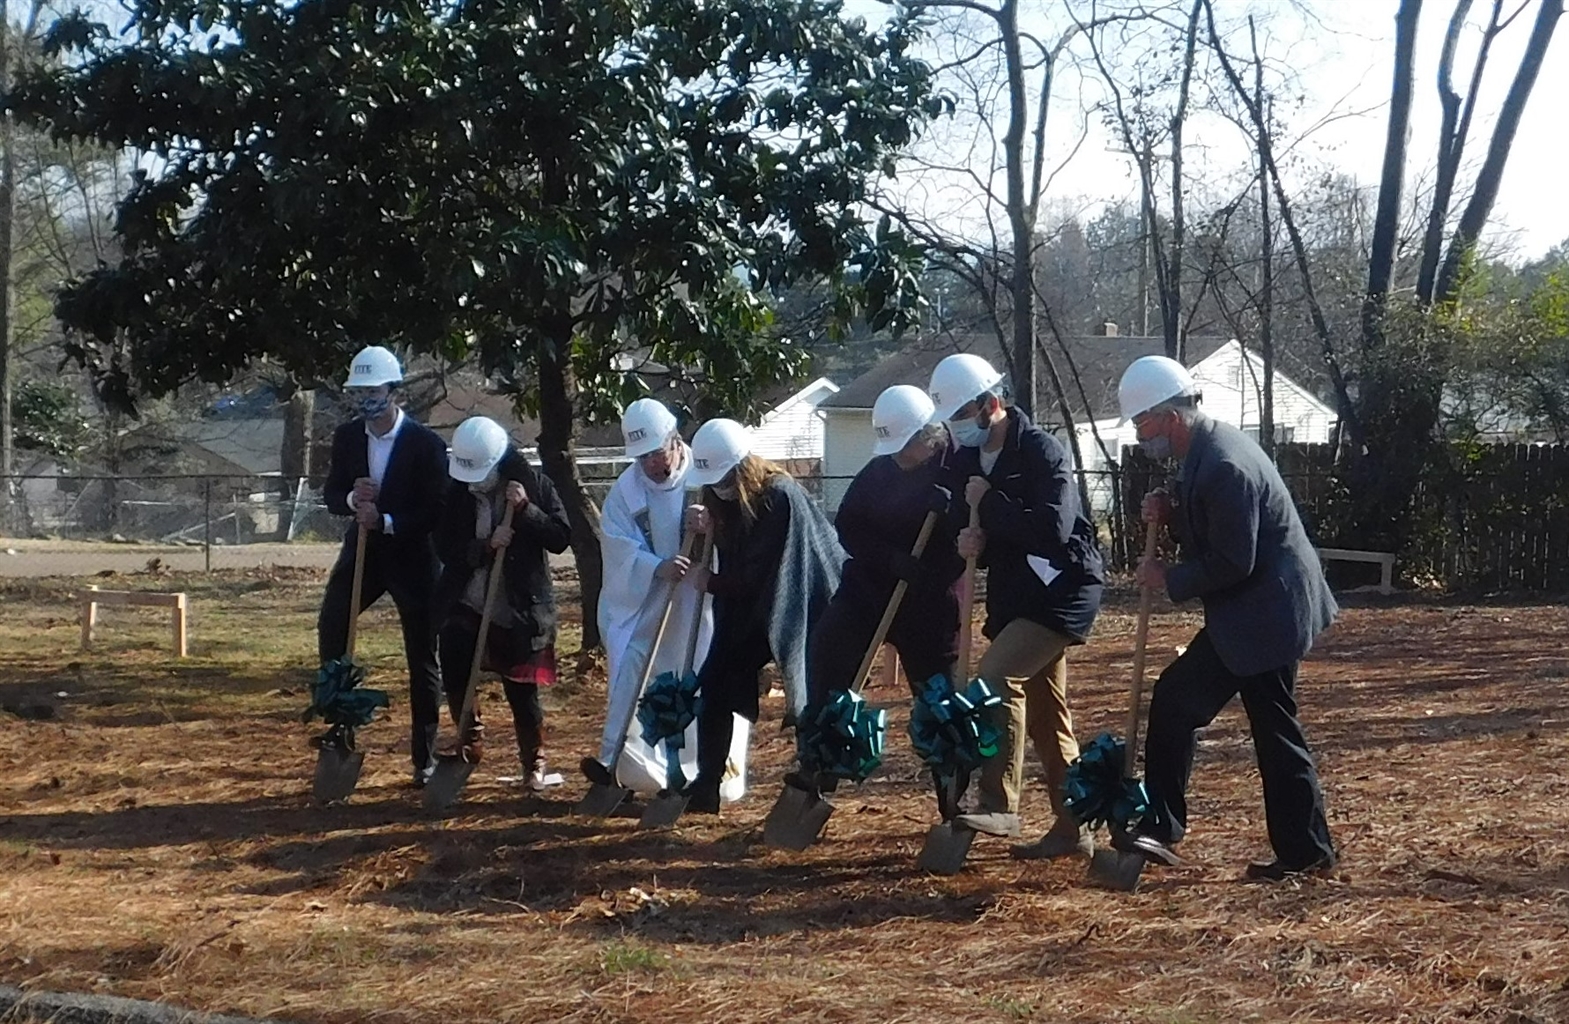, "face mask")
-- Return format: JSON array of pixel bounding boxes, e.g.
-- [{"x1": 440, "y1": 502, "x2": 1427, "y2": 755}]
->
[
  {"x1": 1139, "y1": 435, "x2": 1173, "y2": 461},
  {"x1": 356, "y1": 394, "x2": 391, "y2": 420},
  {"x1": 947, "y1": 414, "x2": 989, "y2": 449},
  {"x1": 468, "y1": 469, "x2": 500, "y2": 494}
]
